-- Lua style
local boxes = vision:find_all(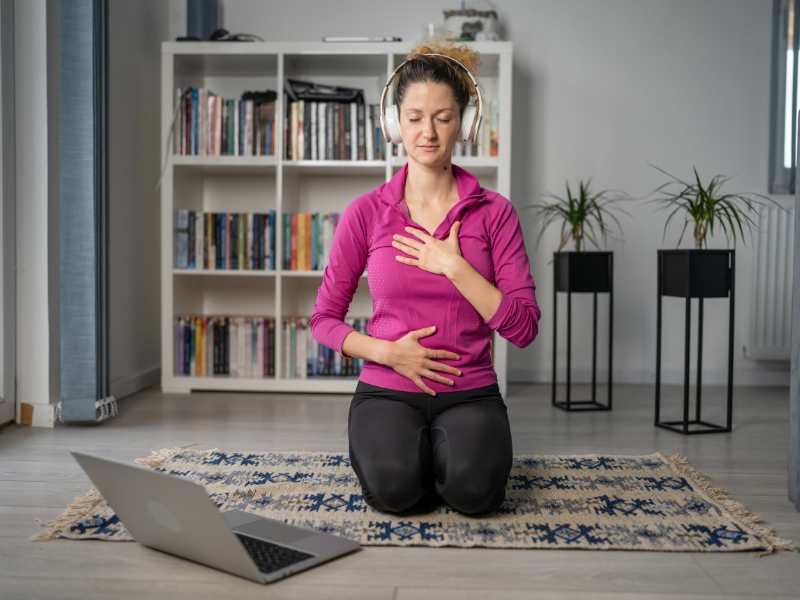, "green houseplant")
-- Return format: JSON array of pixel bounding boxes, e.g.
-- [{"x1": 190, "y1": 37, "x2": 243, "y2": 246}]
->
[
  {"x1": 524, "y1": 178, "x2": 633, "y2": 413},
  {"x1": 646, "y1": 163, "x2": 787, "y2": 435},
  {"x1": 646, "y1": 163, "x2": 784, "y2": 249},
  {"x1": 528, "y1": 178, "x2": 632, "y2": 253}
]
